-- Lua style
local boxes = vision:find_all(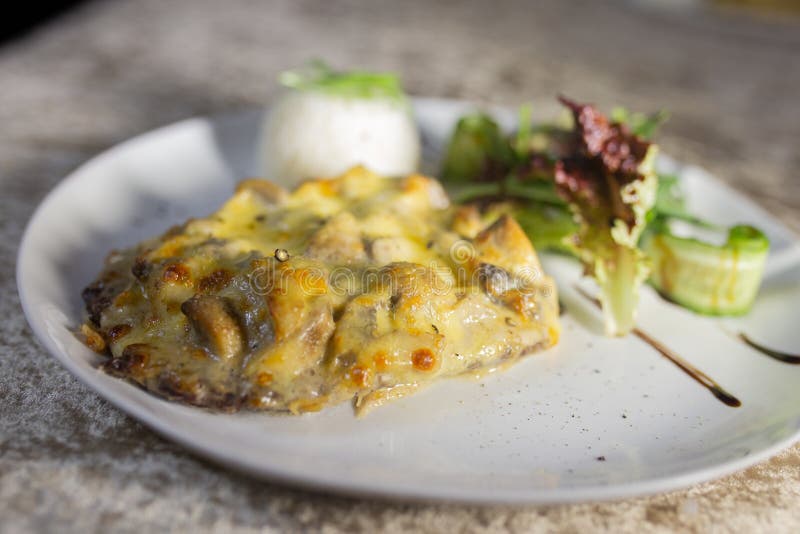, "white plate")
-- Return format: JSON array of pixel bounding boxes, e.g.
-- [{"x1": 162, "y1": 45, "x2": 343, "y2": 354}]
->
[{"x1": 17, "y1": 98, "x2": 800, "y2": 504}]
